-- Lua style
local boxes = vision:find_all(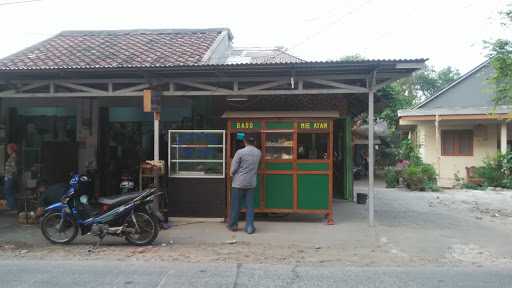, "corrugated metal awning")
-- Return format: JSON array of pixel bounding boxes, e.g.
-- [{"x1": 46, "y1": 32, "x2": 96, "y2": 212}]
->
[
  {"x1": 398, "y1": 106, "x2": 512, "y2": 117},
  {"x1": 221, "y1": 111, "x2": 340, "y2": 118}
]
